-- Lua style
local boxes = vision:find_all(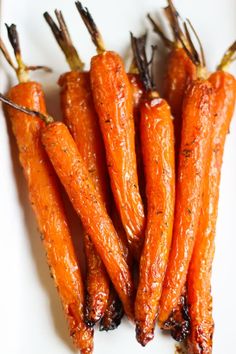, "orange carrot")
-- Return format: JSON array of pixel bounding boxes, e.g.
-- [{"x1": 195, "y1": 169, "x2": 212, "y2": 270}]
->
[
  {"x1": 0, "y1": 25, "x2": 93, "y2": 353},
  {"x1": 158, "y1": 76, "x2": 215, "y2": 325},
  {"x1": 131, "y1": 34, "x2": 175, "y2": 346},
  {"x1": 187, "y1": 43, "x2": 236, "y2": 354},
  {"x1": 76, "y1": 1, "x2": 145, "y2": 259},
  {"x1": 44, "y1": 10, "x2": 111, "y2": 325}
]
